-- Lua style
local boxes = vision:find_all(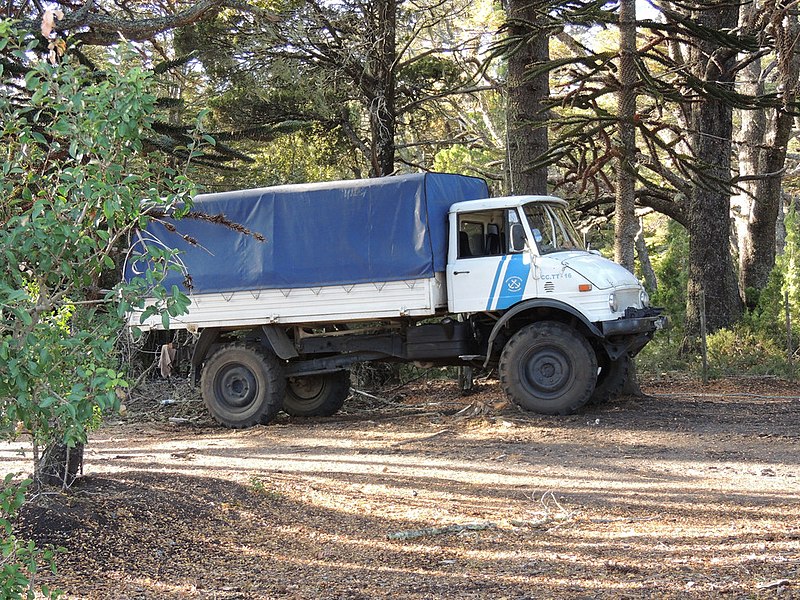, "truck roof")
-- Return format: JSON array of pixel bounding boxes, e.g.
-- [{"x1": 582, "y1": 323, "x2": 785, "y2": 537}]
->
[{"x1": 449, "y1": 195, "x2": 568, "y2": 213}]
